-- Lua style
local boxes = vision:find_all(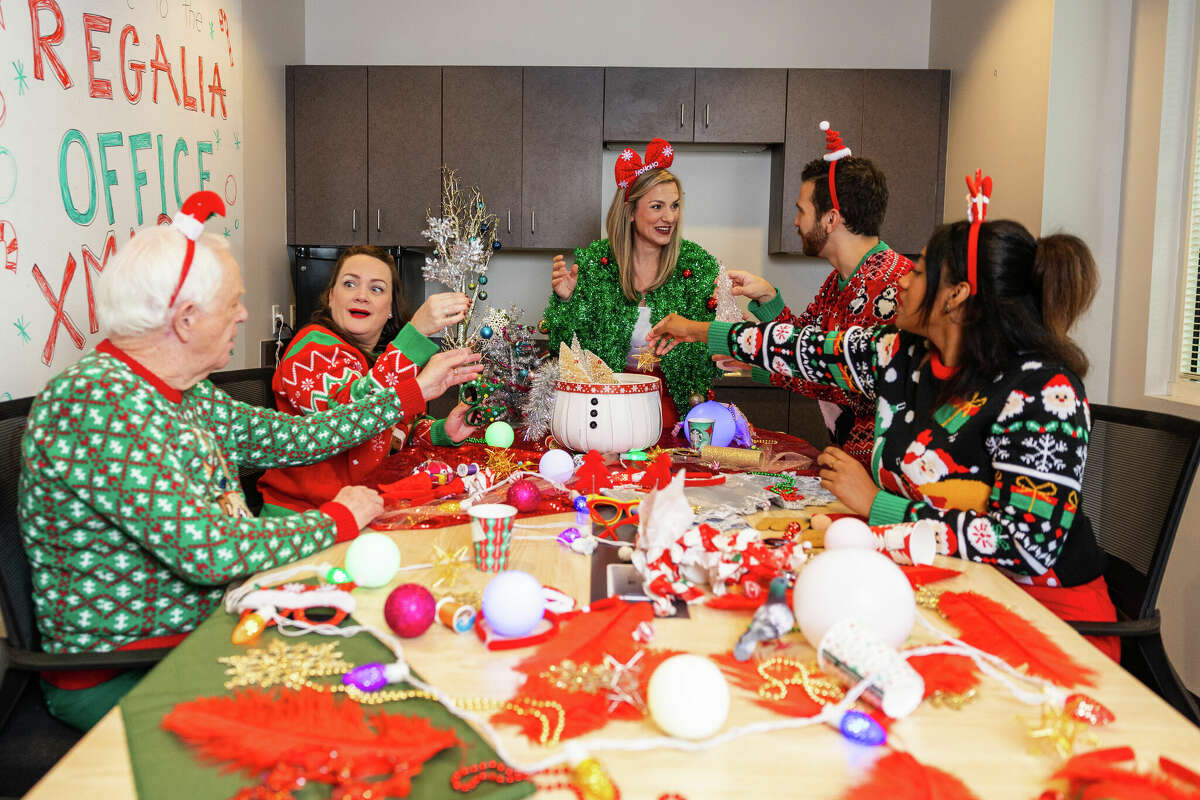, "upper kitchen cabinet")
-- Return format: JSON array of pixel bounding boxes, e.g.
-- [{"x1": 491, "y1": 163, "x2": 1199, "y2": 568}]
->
[
  {"x1": 367, "y1": 66, "x2": 442, "y2": 247},
  {"x1": 693, "y1": 68, "x2": 786, "y2": 144},
  {"x1": 522, "y1": 67, "x2": 604, "y2": 249},
  {"x1": 442, "y1": 67, "x2": 524, "y2": 245},
  {"x1": 288, "y1": 66, "x2": 369, "y2": 245},
  {"x1": 859, "y1": 70, "x2": 950, "y2": 256},
  {"x1": 769, "y1": 69, "x2": 865, "y2": 254},
  {"x1": 604, "y1": 68, "x2": 695, "y2": 142}
]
